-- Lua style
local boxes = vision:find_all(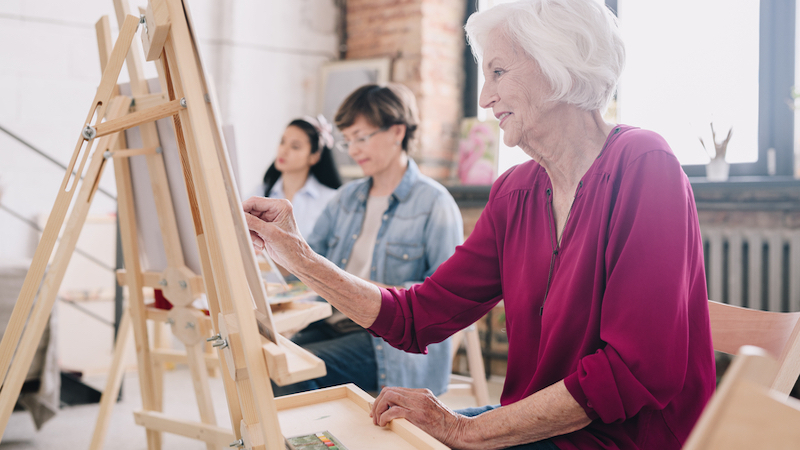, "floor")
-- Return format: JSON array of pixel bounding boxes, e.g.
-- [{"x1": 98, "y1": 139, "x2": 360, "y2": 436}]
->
[{"x1": 1, "y1": 367, "x2": 504, "y2": 450}]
